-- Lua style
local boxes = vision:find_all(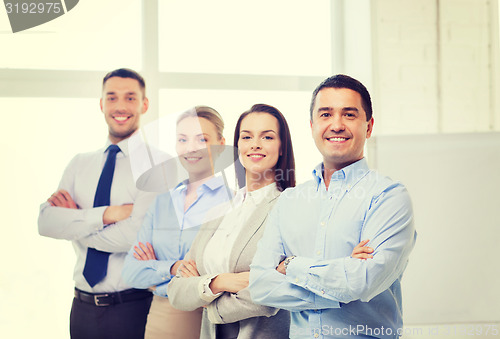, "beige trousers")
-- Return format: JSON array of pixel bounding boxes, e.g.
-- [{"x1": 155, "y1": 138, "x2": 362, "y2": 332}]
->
[{"x1": 145, "y1": 295, "x2": 202, "y2": 339}]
